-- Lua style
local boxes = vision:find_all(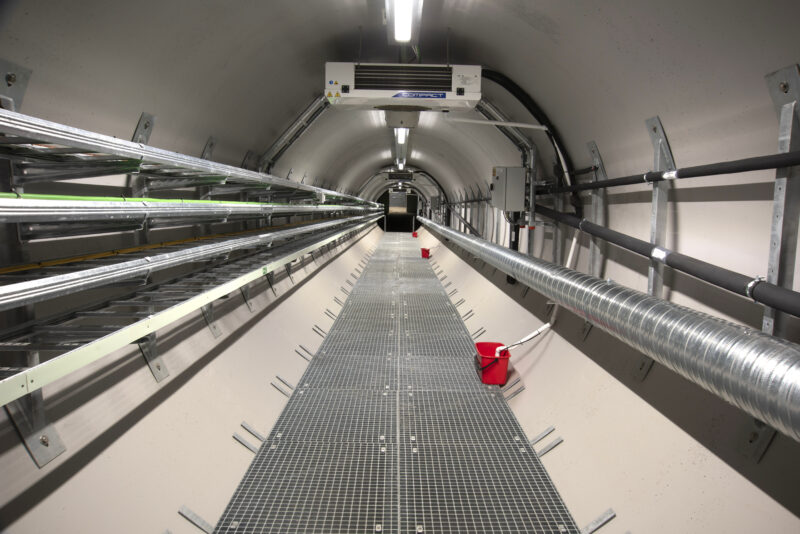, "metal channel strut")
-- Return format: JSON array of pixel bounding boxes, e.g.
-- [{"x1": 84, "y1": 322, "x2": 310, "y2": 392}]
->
[
  {"x1": 213, "y1": 233, "x2": 578, "y2": 533},
  {"x1": 418, "y1": 217, "x2": 800, "y2": 443}
]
